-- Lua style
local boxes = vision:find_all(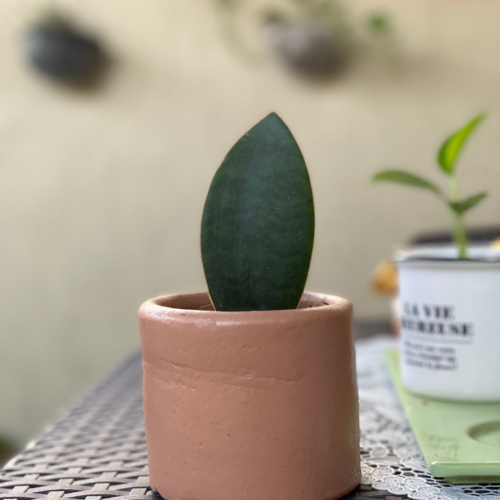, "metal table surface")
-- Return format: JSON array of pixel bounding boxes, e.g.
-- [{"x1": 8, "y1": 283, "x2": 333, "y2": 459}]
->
[{"x1": 0, "y1": 323, "x2": 395, "y2": 500}]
